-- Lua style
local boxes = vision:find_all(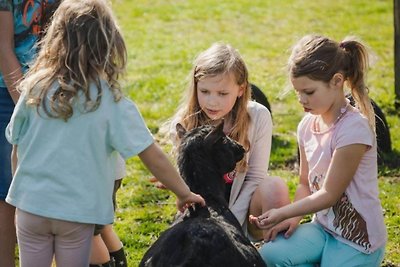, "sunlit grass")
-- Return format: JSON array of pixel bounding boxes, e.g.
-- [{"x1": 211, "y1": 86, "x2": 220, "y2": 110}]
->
[{"x1": 110, "y1": 1, "x2": 399, "y2": 266}]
